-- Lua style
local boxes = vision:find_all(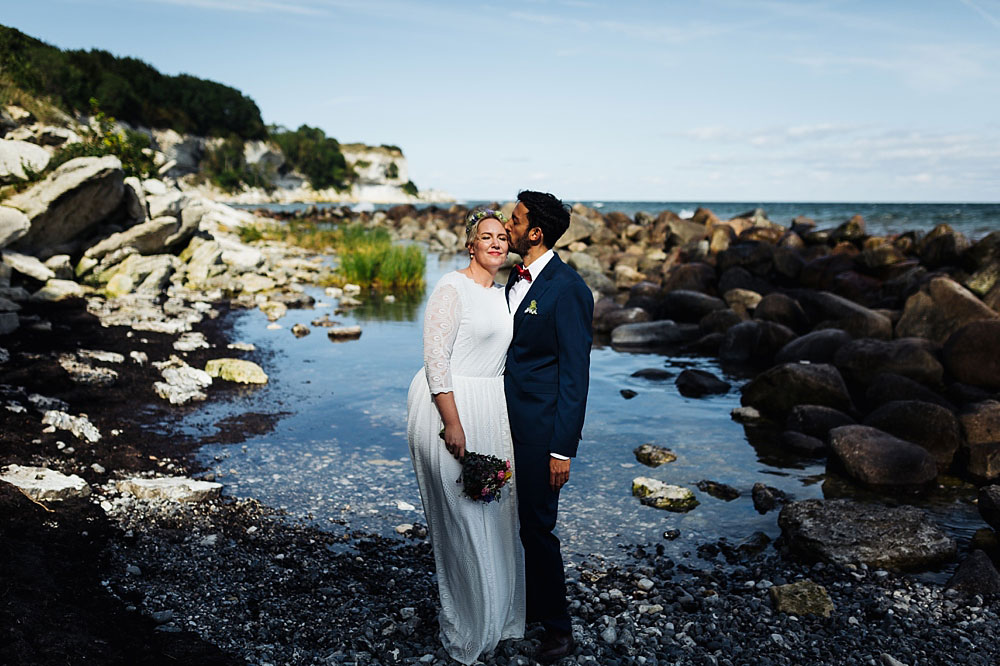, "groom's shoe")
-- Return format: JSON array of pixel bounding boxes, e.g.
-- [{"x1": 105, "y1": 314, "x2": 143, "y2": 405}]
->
[{"x1": 535, "y1": 629, "x2": 575, "y2": 664}]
